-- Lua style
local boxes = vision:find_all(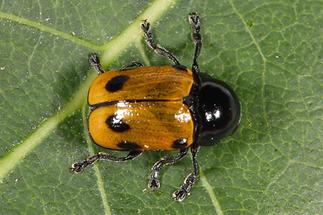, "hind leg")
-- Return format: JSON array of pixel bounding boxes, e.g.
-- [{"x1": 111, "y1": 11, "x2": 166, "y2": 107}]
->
[
  {"x1": 71, "y1": 151, "x2": 143, "y2": 173},
  {"x1": 148, "y1": 148, "x2": 188, "y2": 190},
  {"x1": 172, "y1": 146, "x2": 200, "y2": 201}
]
